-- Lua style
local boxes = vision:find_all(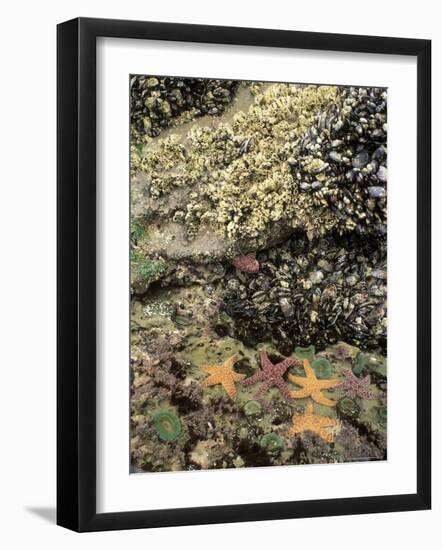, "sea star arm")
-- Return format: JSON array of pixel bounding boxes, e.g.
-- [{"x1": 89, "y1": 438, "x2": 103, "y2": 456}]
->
[
  {"x1": 343, "y1": 387, "x2": 357, "y2": 399},
  {"x1": 318, "y1": 378, "x2": 340, "y2": 389},
  {"x1": 289, "y1": 388, "x2": 310, "y2": 399},
  {"x1": 242, "y1": 371, "x2": 264, "y2": 386},
  {"x1": 223, "y1": 355, "x2": 237, "y2": 370},
  {"x1": 275, "y1": 379, "x2": 292, "y2": 400},
  {"x1": 275, "y1": 357, "x2": 299, "y2": 375},
  {"x1": 201, "y1": 365, "x2": 217, "y2": 375},
  {"x1": 232, "y1": 372, "x2": 246, "y2": 383},
  {"x1": 361, "y1": 387, "x2": 378, "y2": 399},
  {"x1": 287, "y1": 373, "x2": 306, "y2": 386},
  {"x1": 312, "y1": 389, "x2": 336, "y2": 407},
  {"x1": 302, "y1": 360, "x2": 317, "y2": 379},
  {"x1": 223, "y1": 378, "x2": 237, "y2": 399},
  {"x1": 259, "y1": 351, "x2": 273, "y2": 369},
  {"x1": 254, "y1": 379, "x2": 273, "y2": 400},
  {"x1": 201, "y1": 374, "x2": 217, "y2": 388},
  {"x1": 340, "y1": 368, "x2": 353, "y2": 379},
  {"x1": 319, "y1": 429, "x2": 335, "y2": 443}
]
